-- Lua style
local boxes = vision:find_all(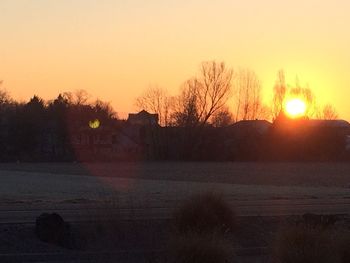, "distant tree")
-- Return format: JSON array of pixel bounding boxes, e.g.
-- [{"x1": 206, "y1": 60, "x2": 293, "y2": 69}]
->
[
  {"x1": 168, "y1": 61, "x2": 233, "y2": 160},
  {"x1": 93, "y1": 99, "x2": 118, "y2": 121},
  {"x1": 16, "y1": 96, "x2": 47, "y2": 155},
  {"x1": 317, "y1": 104, "x2": 338, "y2": 120},
  {"x1": 211, "y1": 107, "x2": 234, "y2": 127},
  {"x1": 135, "y1": 86, "x2": 173, "y2": 126},
  {"x1": 271, "y1": 72, "x2": 317, "y2": 119},
  {"x1": 233, "y1": 69, "x2": 267, "y2": 121},
  {"x1": 172, "y1": 61, "x2": 233, "y2": 127},
  {"x1": 26, "y1": 95, "x2": 45, "y2": 113},
  {"x1": 0, "y1": 85, "x2": 12, "y2": 117},
  {"x1": 62, "y1": 89, "x2": 90, "y2": 106},
  {"x1": 289, "y1": 79, "x2": 316, "y2": 118},
  {"x1": 47, "y1": 94, "x2": 71, "y2": 158},
  {"x1": 0, "y1": 82, "x2": 12, "y2": 117},
  {"x1": 271, "y1": 70, "x2": 287, "y2": 120},
  {"x1": 171, "y1": 79, "x2": 201, "y2": 127},
  {"x1": 73, "y1": 89, "x2": 90, "y2": 105}
]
